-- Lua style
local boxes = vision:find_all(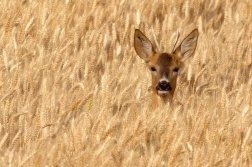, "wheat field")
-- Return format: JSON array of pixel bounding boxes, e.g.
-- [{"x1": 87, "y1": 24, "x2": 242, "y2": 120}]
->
[{"x1": 0, "y1": 0, "x2": 252, "y2": 166}]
